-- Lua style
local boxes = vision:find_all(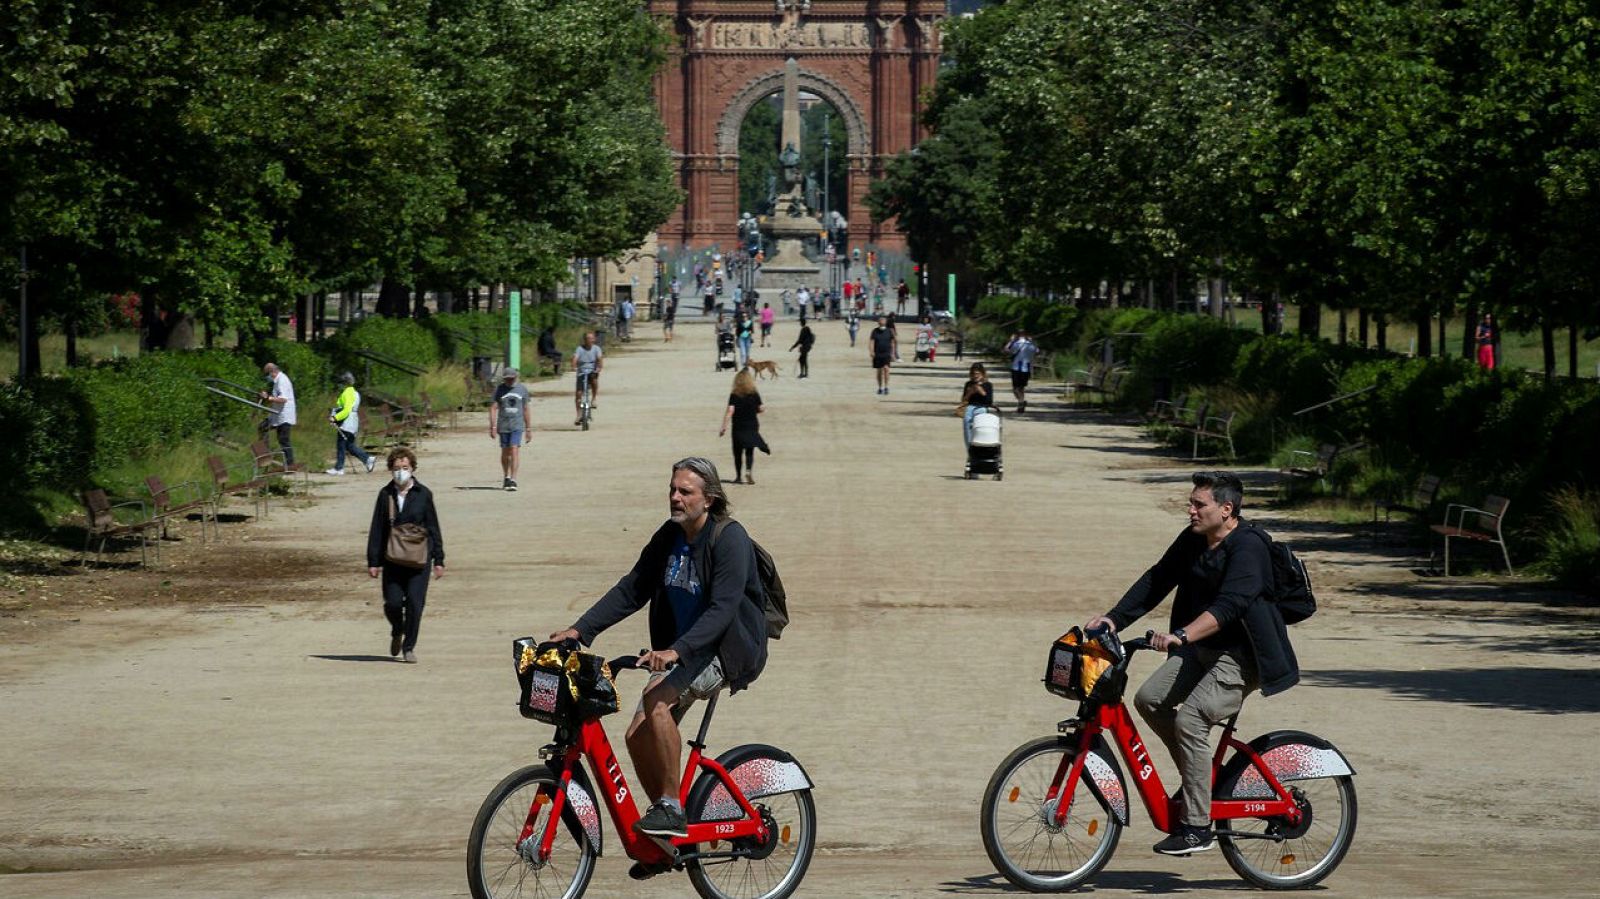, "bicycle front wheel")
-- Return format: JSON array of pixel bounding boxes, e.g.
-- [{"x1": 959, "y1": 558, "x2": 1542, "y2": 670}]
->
[
  {"x1": 1219, "y1": 773, "x2": 1357, "y2": 890},
  {"x1": 467, "y1": 766, "x2": 596, "y2": 899},
  {"x1": 981, "y1": 736, "x2": 1121, "y2": 892}
]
